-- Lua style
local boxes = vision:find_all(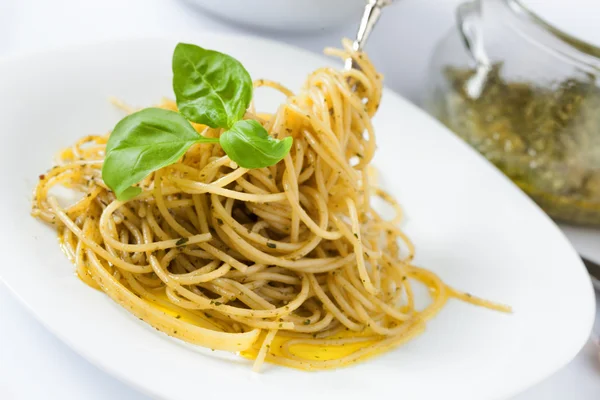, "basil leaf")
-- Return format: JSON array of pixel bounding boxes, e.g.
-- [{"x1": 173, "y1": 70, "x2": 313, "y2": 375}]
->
[
  {"x1": 102, "y1": 108, "x2": 217, "y2": 201},
  {"x1": 118, "y1": 186, "x2": 143, "y2": 201},
  {"x1": 173, "y1": 43, "x2": 253, "y2": 129},
  {"x1": 220, "y1": 120, "x2": 293, "y2": 169}
]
